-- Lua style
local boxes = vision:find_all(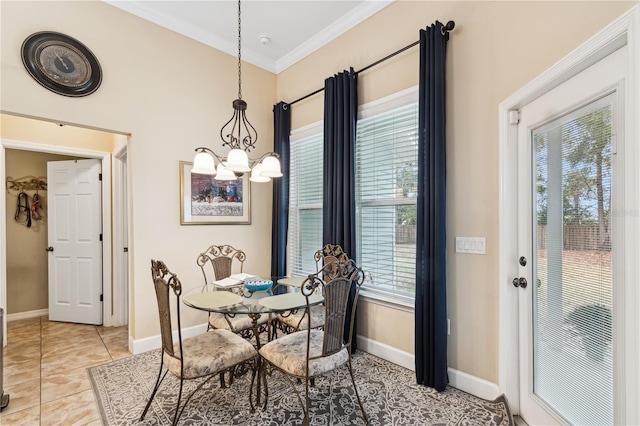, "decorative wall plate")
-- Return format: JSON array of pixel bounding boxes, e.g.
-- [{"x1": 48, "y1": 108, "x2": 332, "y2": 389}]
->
[{"x1": 21, "y1": 31, "x2": 102, "y2": 97}]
